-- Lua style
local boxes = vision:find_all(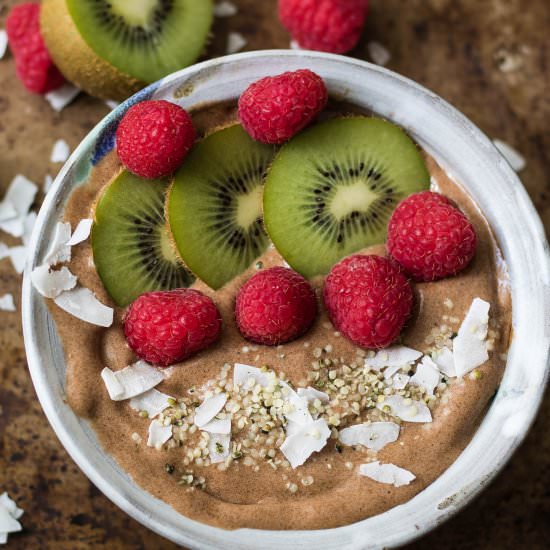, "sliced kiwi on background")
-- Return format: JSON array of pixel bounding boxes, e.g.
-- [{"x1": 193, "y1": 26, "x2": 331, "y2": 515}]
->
[
  {"x1": 41, "y1": 0, "x2": 213, "y2": 100},
  {"x1": 263, "y1": 117, "x2": 430, "y2": 278},
  {"x1": 168, "y1": 125, "x2": 276, "y2": 290},
  {"x1": 92, "y1": 170, "x2": 194, "y2": 307}
]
